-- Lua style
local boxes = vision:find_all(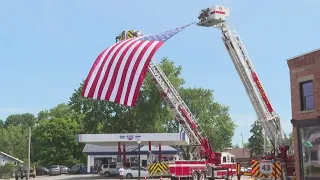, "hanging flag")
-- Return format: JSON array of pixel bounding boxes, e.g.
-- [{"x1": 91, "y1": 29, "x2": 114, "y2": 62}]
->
[{"x1": 82, "y1": 22, "x2": 195, "y2": 106}]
